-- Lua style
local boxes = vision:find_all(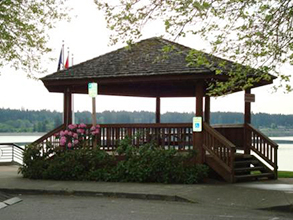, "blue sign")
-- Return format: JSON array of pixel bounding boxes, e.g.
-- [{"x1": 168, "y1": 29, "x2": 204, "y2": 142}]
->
[{"x1": 193, "y1": 117, "x2": 202, "y2": 132}]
